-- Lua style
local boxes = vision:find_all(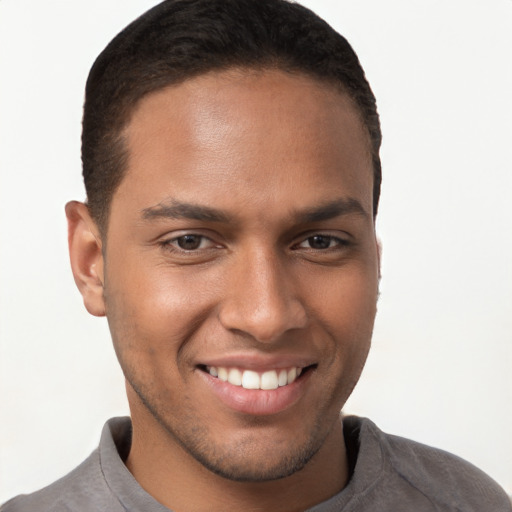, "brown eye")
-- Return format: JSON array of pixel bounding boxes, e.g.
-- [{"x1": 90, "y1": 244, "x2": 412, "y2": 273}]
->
[
  {"x1": 306, "y1": 235, "x2": 334, "y2": 249},
  {"x1": 295, "y1": 234, "x2": 349, "y2": 252},
  {"x1": 176, "y1": 235, "x2": 203, "y2": 250}
]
